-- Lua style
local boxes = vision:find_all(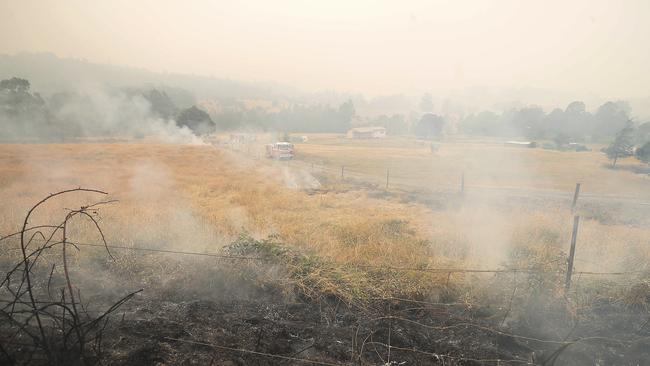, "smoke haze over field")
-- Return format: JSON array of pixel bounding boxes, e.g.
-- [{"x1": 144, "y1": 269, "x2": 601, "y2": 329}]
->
[
  {"x1": 0, "y1": 83, "x2": 203, "y2": 143},
  {"x1": 1, "y1": 0, "x2": 650, "y2": 106},
  {"x1": 2, "y1": 2, "x2": 650, "y2": 365}
]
